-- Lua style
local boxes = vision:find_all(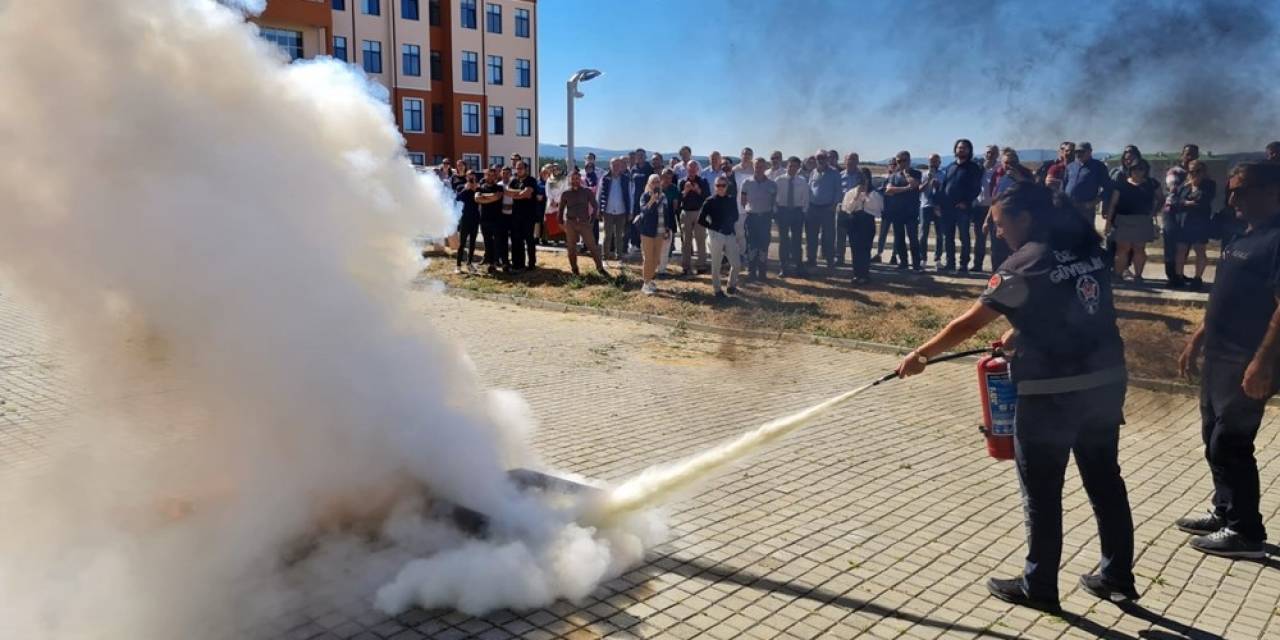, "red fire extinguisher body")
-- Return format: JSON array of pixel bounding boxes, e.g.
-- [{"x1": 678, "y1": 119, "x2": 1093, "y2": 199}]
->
[{"x1": 978, "y1": 348, "x2": 1017, "y2": 460}]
